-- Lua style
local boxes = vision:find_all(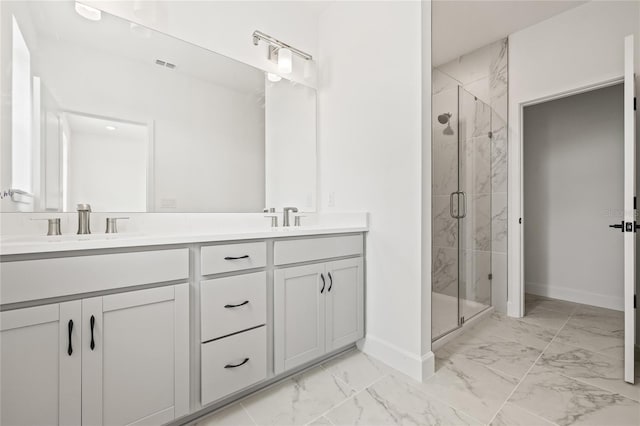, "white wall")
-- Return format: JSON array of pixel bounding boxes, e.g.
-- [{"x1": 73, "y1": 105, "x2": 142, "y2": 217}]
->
[
  {"x1": 265, "y1": 80, "x2": 317, "y2": 212},
  {"x1": 421, "y1": 0, "x2": 433, "y2": 369},
  {"x1": 508, "y1": 0, "x2": 640, "y2": 316},
  {"x1": 523, "y1": 84, "x2": 624, "y2": 309},
  {"x1": 84, "y1": 0, "x2": 320, "y2": 88},
  {"x1": 67, "y1": 126, "x2": 148, "y2": 212},
  {"x1": 318, "y1": 1, "x2": 430, "y2": 380}
]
